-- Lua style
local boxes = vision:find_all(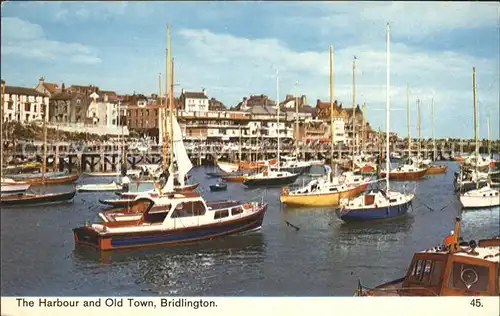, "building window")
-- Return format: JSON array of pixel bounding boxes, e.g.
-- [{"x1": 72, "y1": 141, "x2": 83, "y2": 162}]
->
[
  {"x1": 25, "y1": 114, "x2": 30, "y2": 122},
  {"x1": 25, "y1": 103, "x2": 31, "y2": 111}
]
